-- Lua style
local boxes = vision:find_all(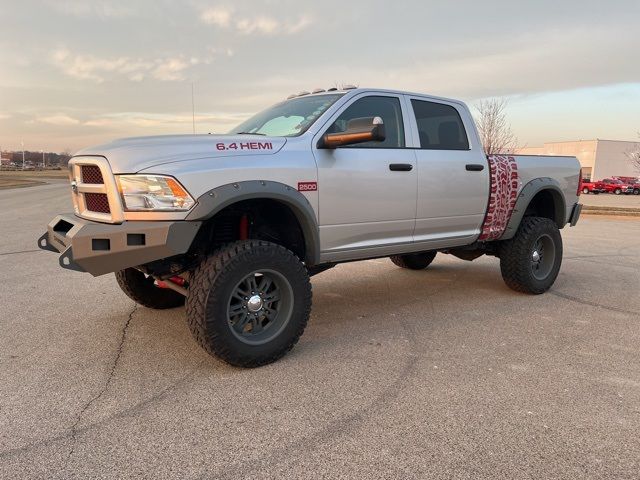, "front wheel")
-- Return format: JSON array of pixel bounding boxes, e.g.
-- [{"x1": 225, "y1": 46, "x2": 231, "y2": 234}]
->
[
  {"x1": 499, "y1": 217, "x2": 563, "y2": 294},
  {"x1": 633, "y1": 188, "x2": 640, "y2": 195},
  {"x1": 582, "y1": 187, "x2": 590, "y2": 194},
  {"x1": 186, "y1": 241, "x2": 312, "y2": 367},
  {"x1": 614, "y1": 188, "x2": 622, "y2": 195}
]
